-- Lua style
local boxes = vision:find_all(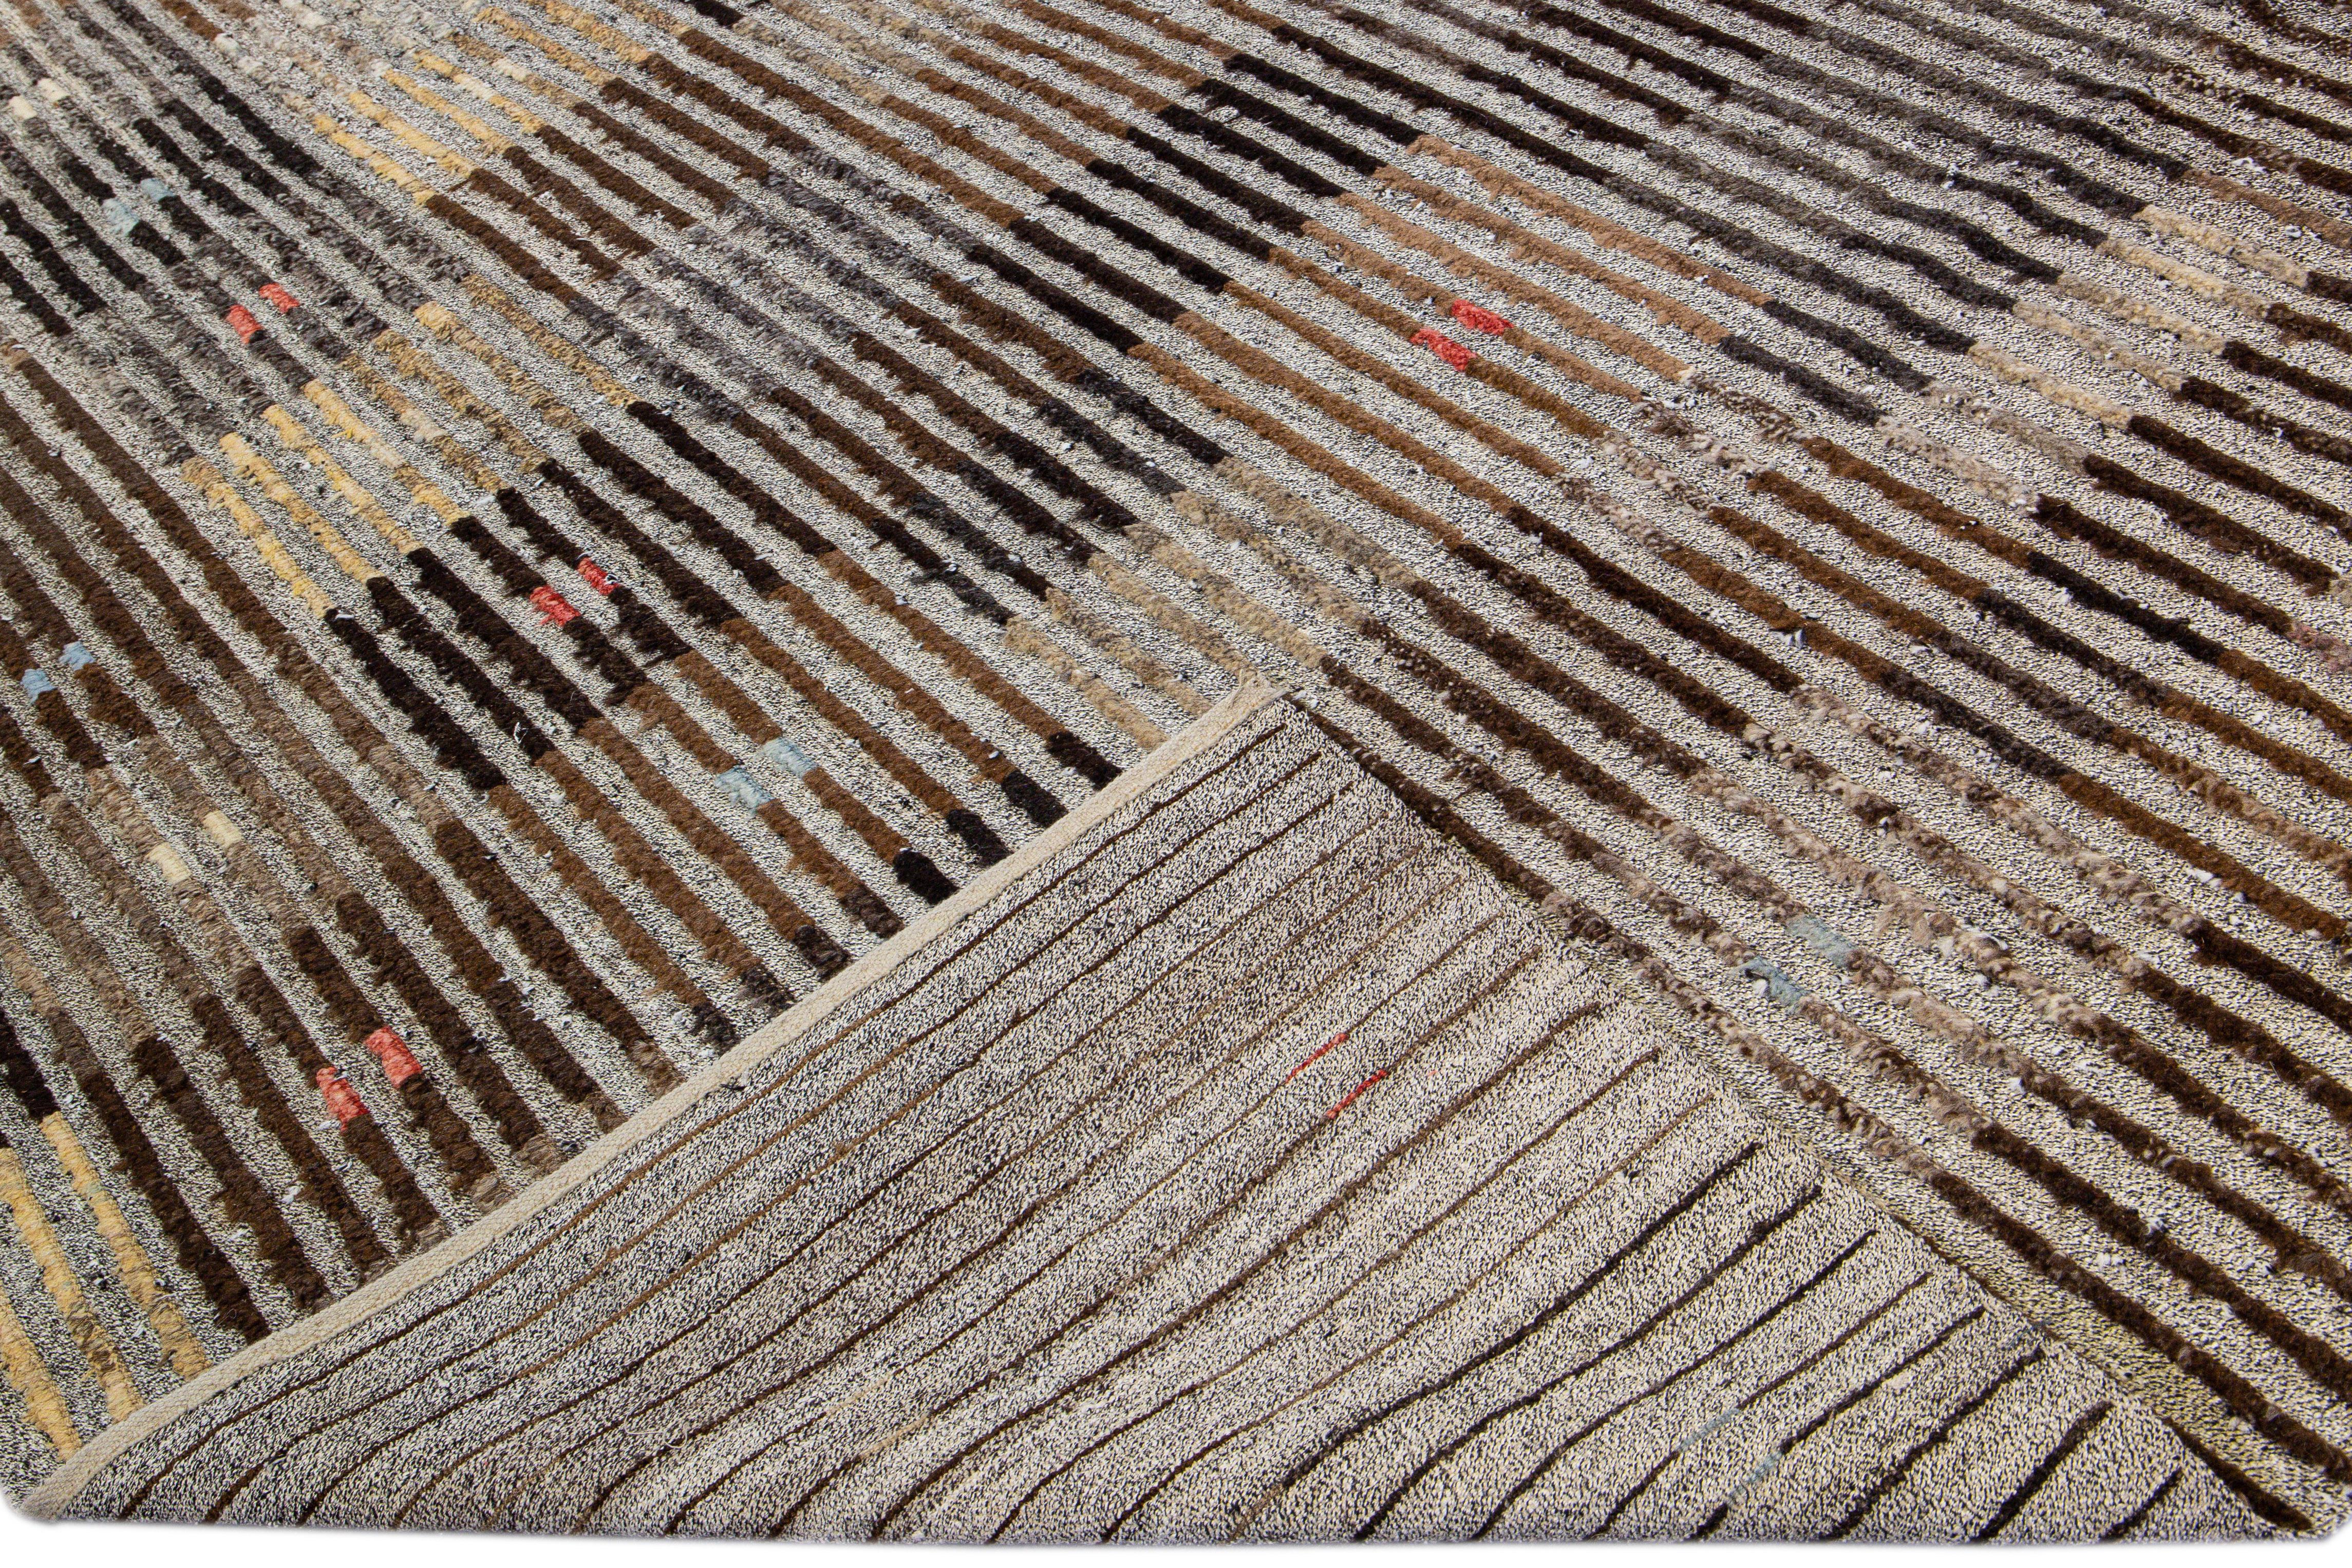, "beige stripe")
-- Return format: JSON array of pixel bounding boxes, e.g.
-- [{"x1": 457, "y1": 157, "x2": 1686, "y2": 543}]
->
[
  {"x1": 412, "y1": 53, "x2": 545, "y2": 133},
  {"x1": 2136, "y1": 205, "x2": 2308, "y2": 287},
  {"x1": 379, "y1": 67, "x2": 513, "y2": 155},
  {"x1": 310, "y1": 115, "x2": 430, "y2": 199},
  {"x1": 1004, "y1": 619, "x2": 1172, "y2": 748},
  {"x1": 461, "y1": 277, "x2": 634, "y2": 407},
  {"x1": 304, "y1": 381, "x2": 467, "y2": 522},
  {"x1": 469, "y1": 10, "x2": 615, "y2": 89},
  {"x1": 412, "y1": 301, "x2": 586, "y2": 431},
  {"x1": 141, "y1": 840, "x2": 195, "y2": 886},
  {"x1": 530, "y1": 0, "x2": 653, "y2": 61},
  {"x1": 2093, "y1": 235, "x2": 2271, "y2": 316}
]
